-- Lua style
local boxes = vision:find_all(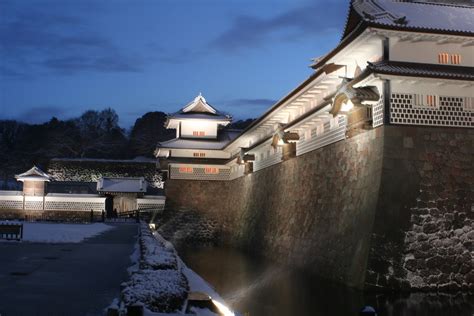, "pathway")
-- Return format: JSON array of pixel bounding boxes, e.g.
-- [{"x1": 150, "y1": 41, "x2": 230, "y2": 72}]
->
[{"x1": 0, "y1": 223, "x2": 138, "y2": 316}]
